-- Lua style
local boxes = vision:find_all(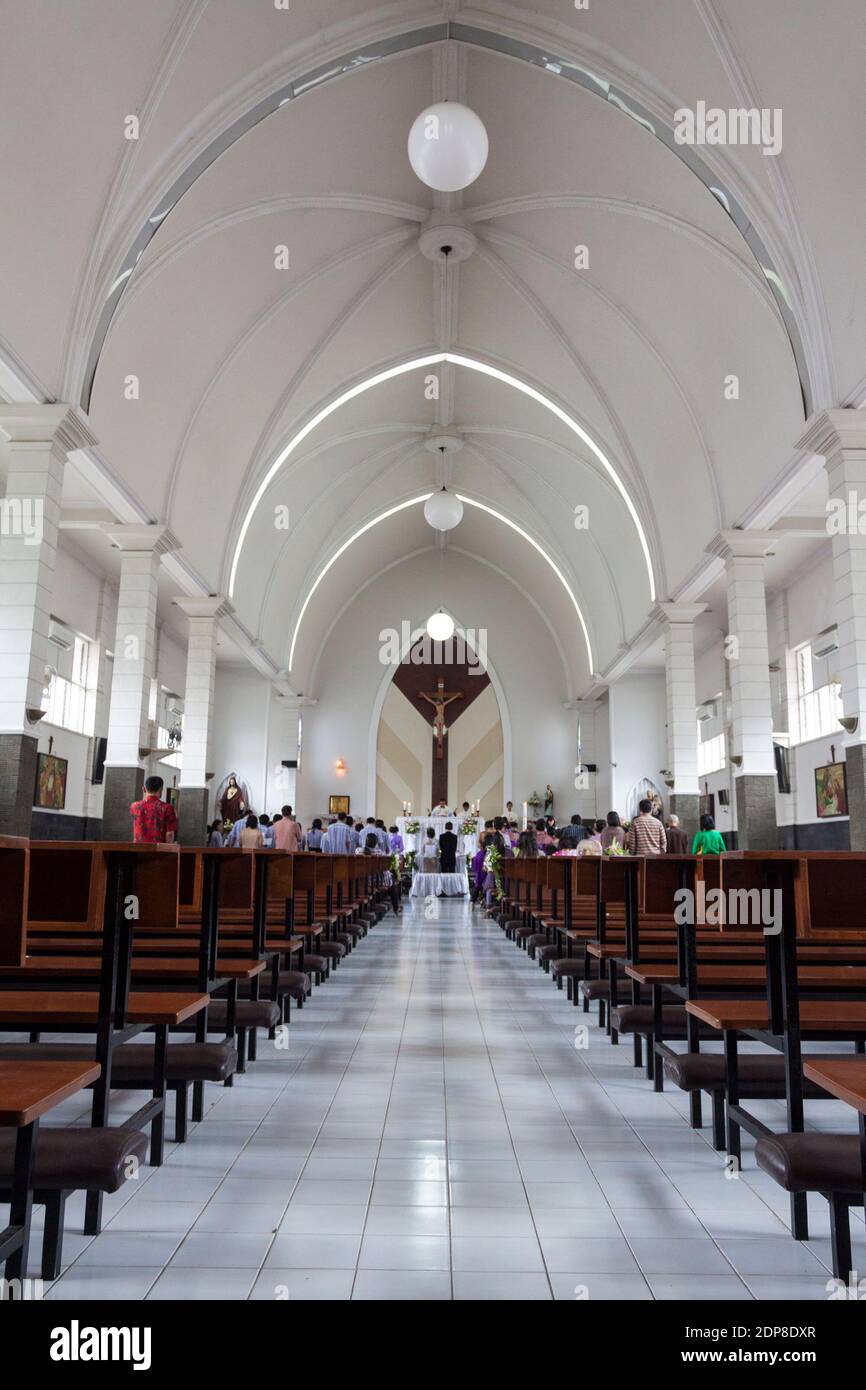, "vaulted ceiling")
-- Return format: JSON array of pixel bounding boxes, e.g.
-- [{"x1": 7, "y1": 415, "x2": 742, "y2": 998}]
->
[{"x1": 1, "y1": 1, "x2": 862, "y2": 696}]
